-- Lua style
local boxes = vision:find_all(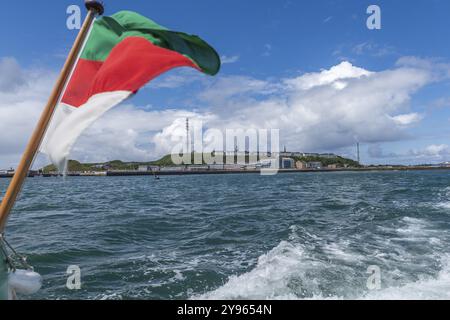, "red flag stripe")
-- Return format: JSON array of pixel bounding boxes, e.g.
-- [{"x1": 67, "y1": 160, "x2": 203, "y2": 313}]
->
[{"x1": 62, "y1": 36, "x2": 199, "y2": 108}]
